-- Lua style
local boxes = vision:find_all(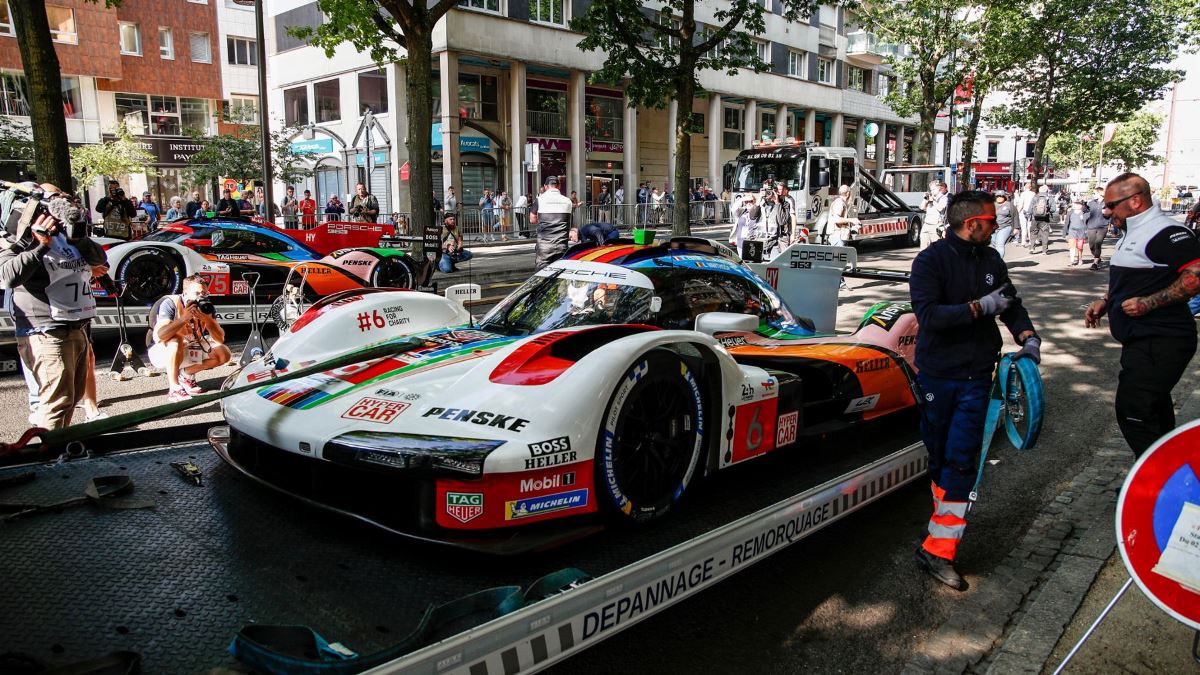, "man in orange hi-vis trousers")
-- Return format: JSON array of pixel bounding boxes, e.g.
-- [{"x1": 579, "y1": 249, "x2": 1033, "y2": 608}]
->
[{"x1": 908, "y1": 190, "x2": 1042, "y2": 590}]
